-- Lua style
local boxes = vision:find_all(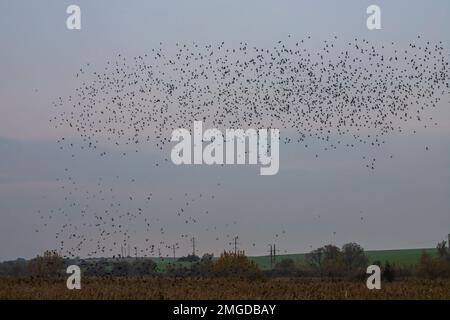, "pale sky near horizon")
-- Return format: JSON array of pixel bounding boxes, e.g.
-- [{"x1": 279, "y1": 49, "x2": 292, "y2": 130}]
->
[{"x1": 0, "y1": 0, "x2": 449, "y2": 261}]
